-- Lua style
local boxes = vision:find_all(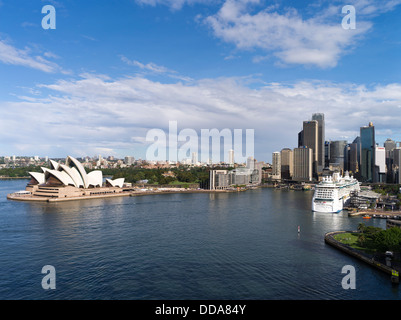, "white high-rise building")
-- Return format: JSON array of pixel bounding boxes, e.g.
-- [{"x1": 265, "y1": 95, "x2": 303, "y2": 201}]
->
[
  {"x1": 228, "y1": 149, "x2": 234, "y2": 166},
  {"x1": 246, "y1": 156, "x2": 255, "y2": 170},
  {"x1": 375, "y1": 146, "x2": 386, "y2": 183},
  {"x1": 272, "y1": 152, "x2": 281, "y2": 180},
  {"x1": 124, "y1": 156, "x2": 135, "y2": 165},
  {"x1": 192, "y1": 152, "x2": 198, "y2": 165}
]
